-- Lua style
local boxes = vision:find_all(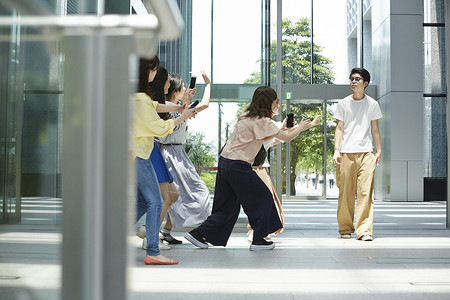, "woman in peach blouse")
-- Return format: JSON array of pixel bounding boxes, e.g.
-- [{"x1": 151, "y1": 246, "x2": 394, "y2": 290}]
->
[{"x1": 185, "y1": 86, "x2": 320, "y2": 251}]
